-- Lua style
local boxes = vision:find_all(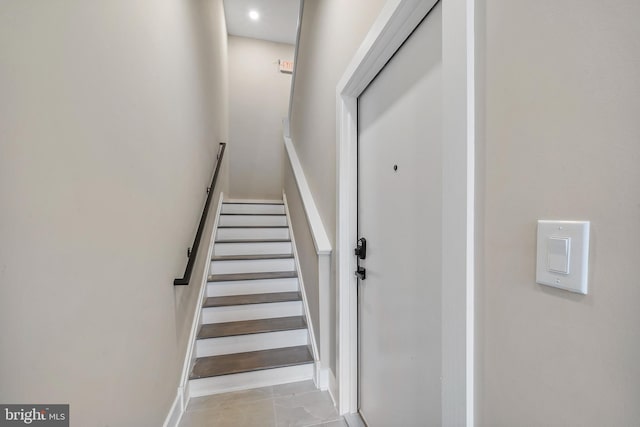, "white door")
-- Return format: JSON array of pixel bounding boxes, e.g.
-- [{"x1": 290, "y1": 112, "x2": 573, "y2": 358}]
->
[{"x1": 357, "y1": 2, "x2": 442, "y2": 425}]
